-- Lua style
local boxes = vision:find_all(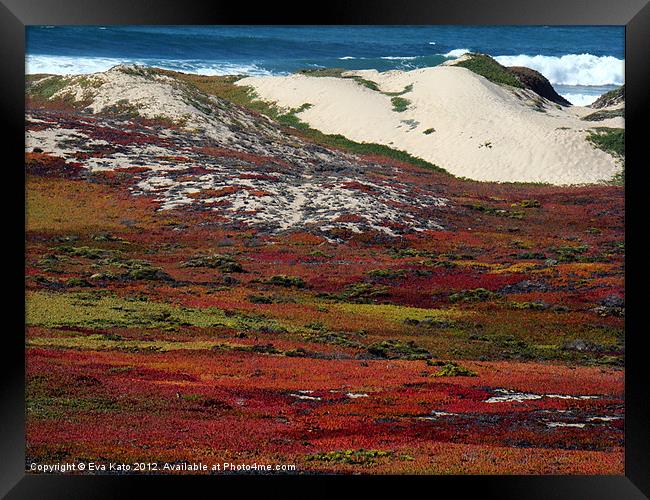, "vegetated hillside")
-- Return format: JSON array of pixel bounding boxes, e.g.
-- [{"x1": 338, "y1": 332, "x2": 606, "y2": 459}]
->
[
  {"x1": 591, "y1": 85, "x2": 625, "y2": 109},
  {"x1": 26, "y1": 65, "x2": 449, "y2": 238}
]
